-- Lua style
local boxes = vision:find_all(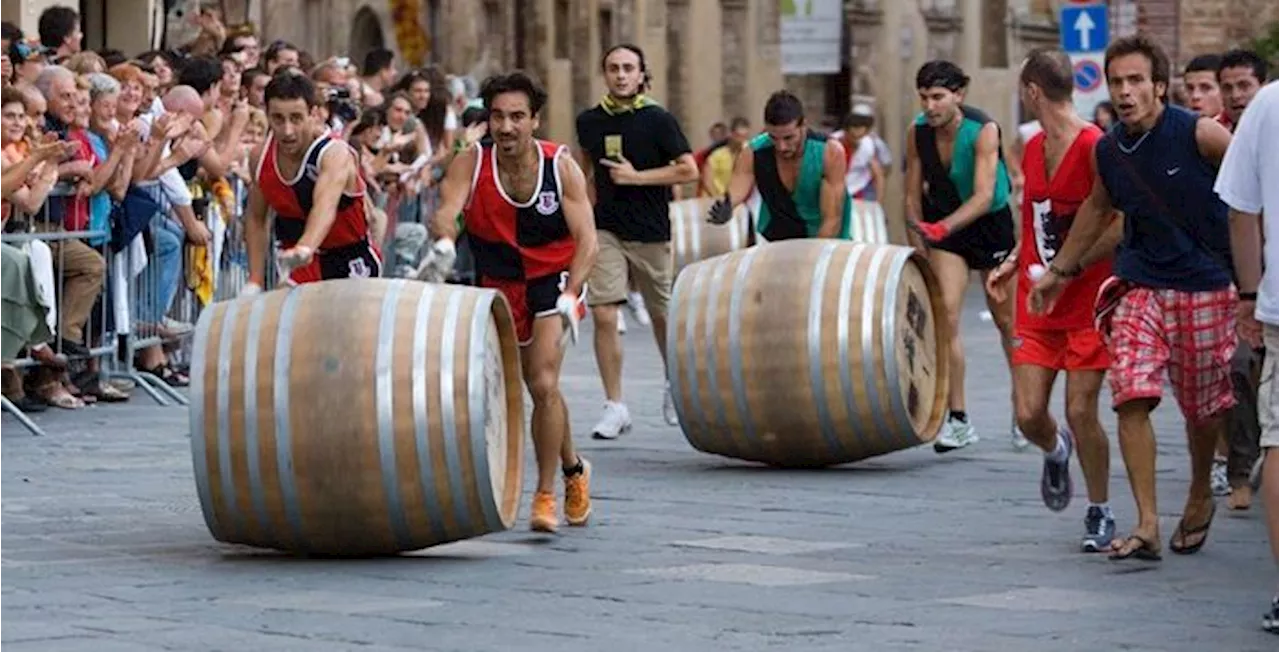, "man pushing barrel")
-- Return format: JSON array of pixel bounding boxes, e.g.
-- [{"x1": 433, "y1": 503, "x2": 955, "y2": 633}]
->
[
  {"x1": 423, "y1": 71, "x2": 600, "y2": 534},
  {"x1": 242, "y1": 72, "x2": 382, "y2": 292},
  {"x1": 708, "y1": 90, "x2": 852, "y2": 241}
]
